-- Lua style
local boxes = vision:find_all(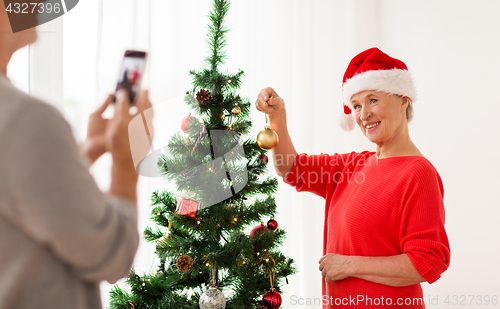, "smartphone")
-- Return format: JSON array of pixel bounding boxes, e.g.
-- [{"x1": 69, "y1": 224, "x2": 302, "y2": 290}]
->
[{"x1": 114, "y1": 50, "x2": 147, "y2": 104}]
